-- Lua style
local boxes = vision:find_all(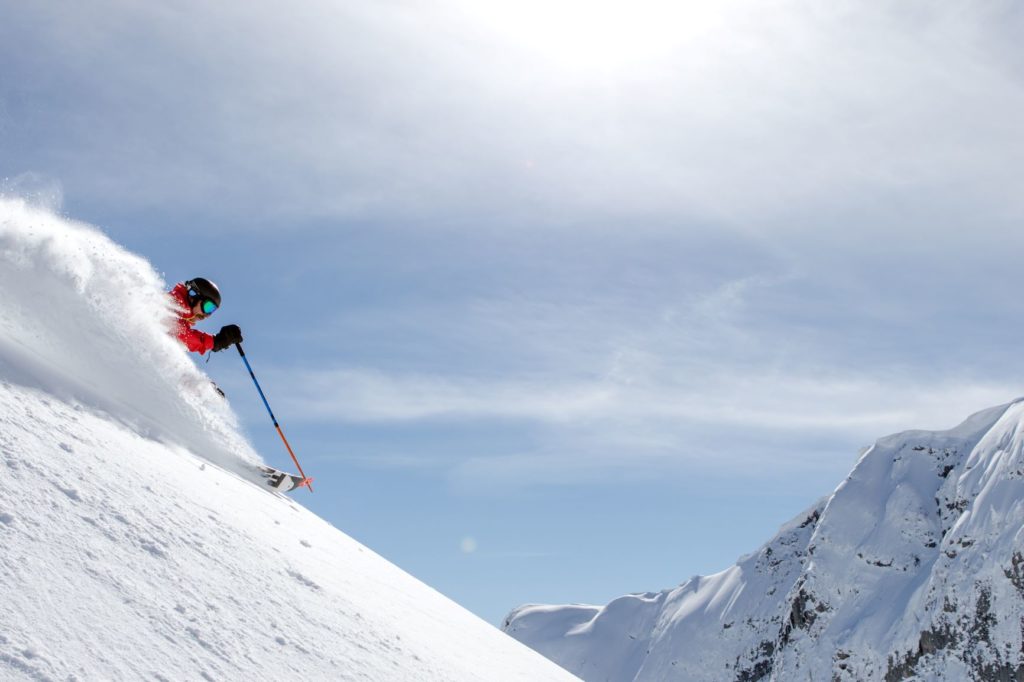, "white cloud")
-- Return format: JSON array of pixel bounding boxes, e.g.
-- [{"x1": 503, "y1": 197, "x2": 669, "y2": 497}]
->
[
  {"x1": 4, "y1": 0, "x2": 1024, "y2": 230},
  {"x1": 284, "y1": 363, "x2": 1016, "y2": 433},
  {"x1": 268, "y1": 265, "x2": 1024, "y2": 488},
  {"x1": 273, "y1": 358, "x2": 1018, "y2": 489}
]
